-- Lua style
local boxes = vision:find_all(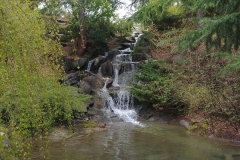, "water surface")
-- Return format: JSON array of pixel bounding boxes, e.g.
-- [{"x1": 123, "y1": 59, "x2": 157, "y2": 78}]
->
[{"x1": 33, "y1": 122, "x2": 240, "y2": 160}]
